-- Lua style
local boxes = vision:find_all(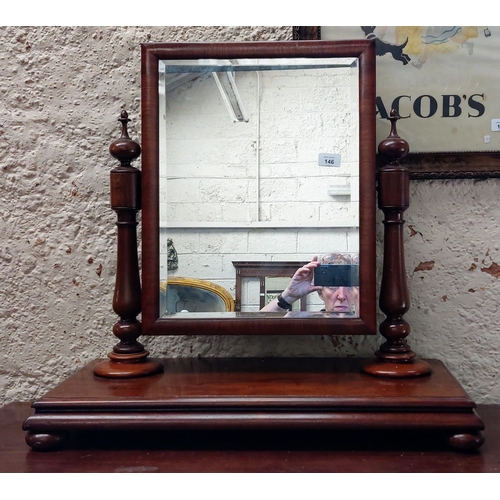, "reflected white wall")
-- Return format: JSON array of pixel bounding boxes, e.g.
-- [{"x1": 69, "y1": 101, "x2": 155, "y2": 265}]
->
[{"x1": 159, "y1": 61, "x2": 360, "y2": 309}]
